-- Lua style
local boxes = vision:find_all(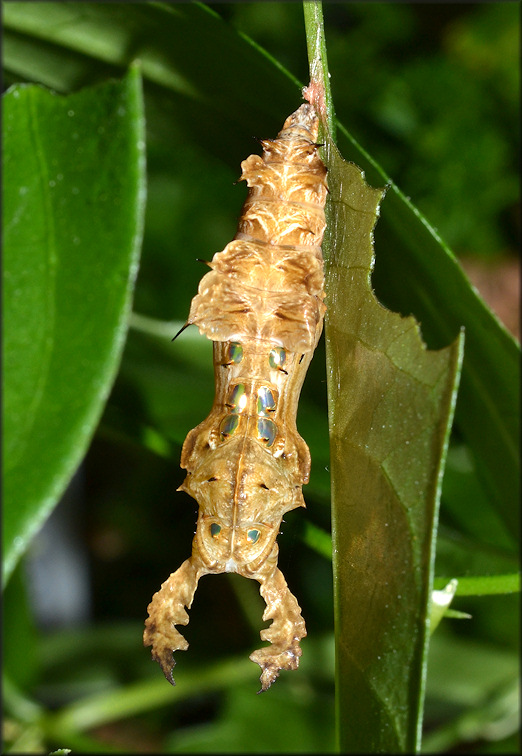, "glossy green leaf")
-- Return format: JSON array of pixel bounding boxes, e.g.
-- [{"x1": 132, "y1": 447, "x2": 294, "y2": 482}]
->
[
  {"x1": 2, "y1": 68, "x2": 146, "y2": 586},
  {"x1": 323, "y1": 137, "x2": 464, "y2": 752}
]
